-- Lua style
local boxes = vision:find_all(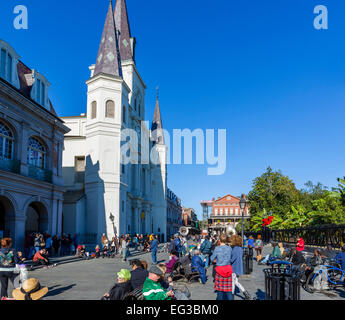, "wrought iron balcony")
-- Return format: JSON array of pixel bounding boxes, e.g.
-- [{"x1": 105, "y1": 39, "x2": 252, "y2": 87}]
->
[
  {"x1": 0, "y1": 158, "x2": 20, "y2": 174},
  {"x1": 28, "y1": 165, "x2": 52, "y2": 183}
]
